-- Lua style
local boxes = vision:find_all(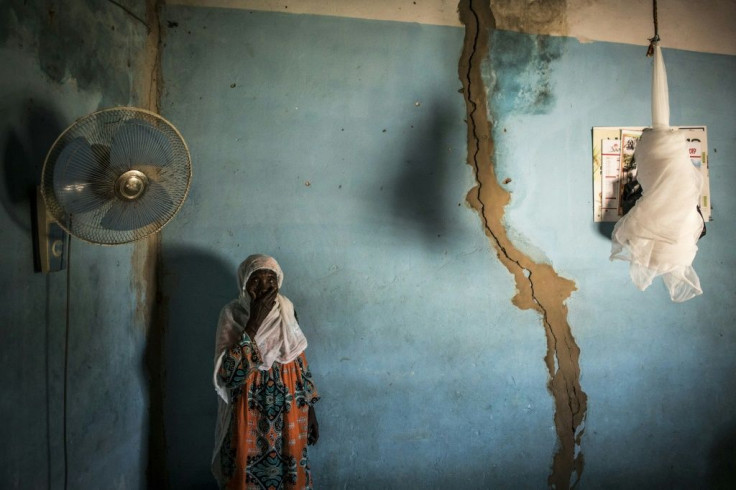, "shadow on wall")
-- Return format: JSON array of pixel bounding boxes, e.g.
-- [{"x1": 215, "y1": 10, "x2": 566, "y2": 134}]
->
[
  {"x1": 1, "y1": 101, "x2": 67, "y2": 487},
  {"x1": 597, "y1": 221, "x2": 615, "y2": 240},
  {"x1": 709, "y1": 426, "x2": 736, "y2": 489},
  {"x1": 1, "y1": 101, "x2": 64, "y2": 232},
  {"x1": 160, "y1": 246, "x2": 233, "y2": 489},
  {"x1": 391, "y1": 101, "x2": 461, "y2": 248}
]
